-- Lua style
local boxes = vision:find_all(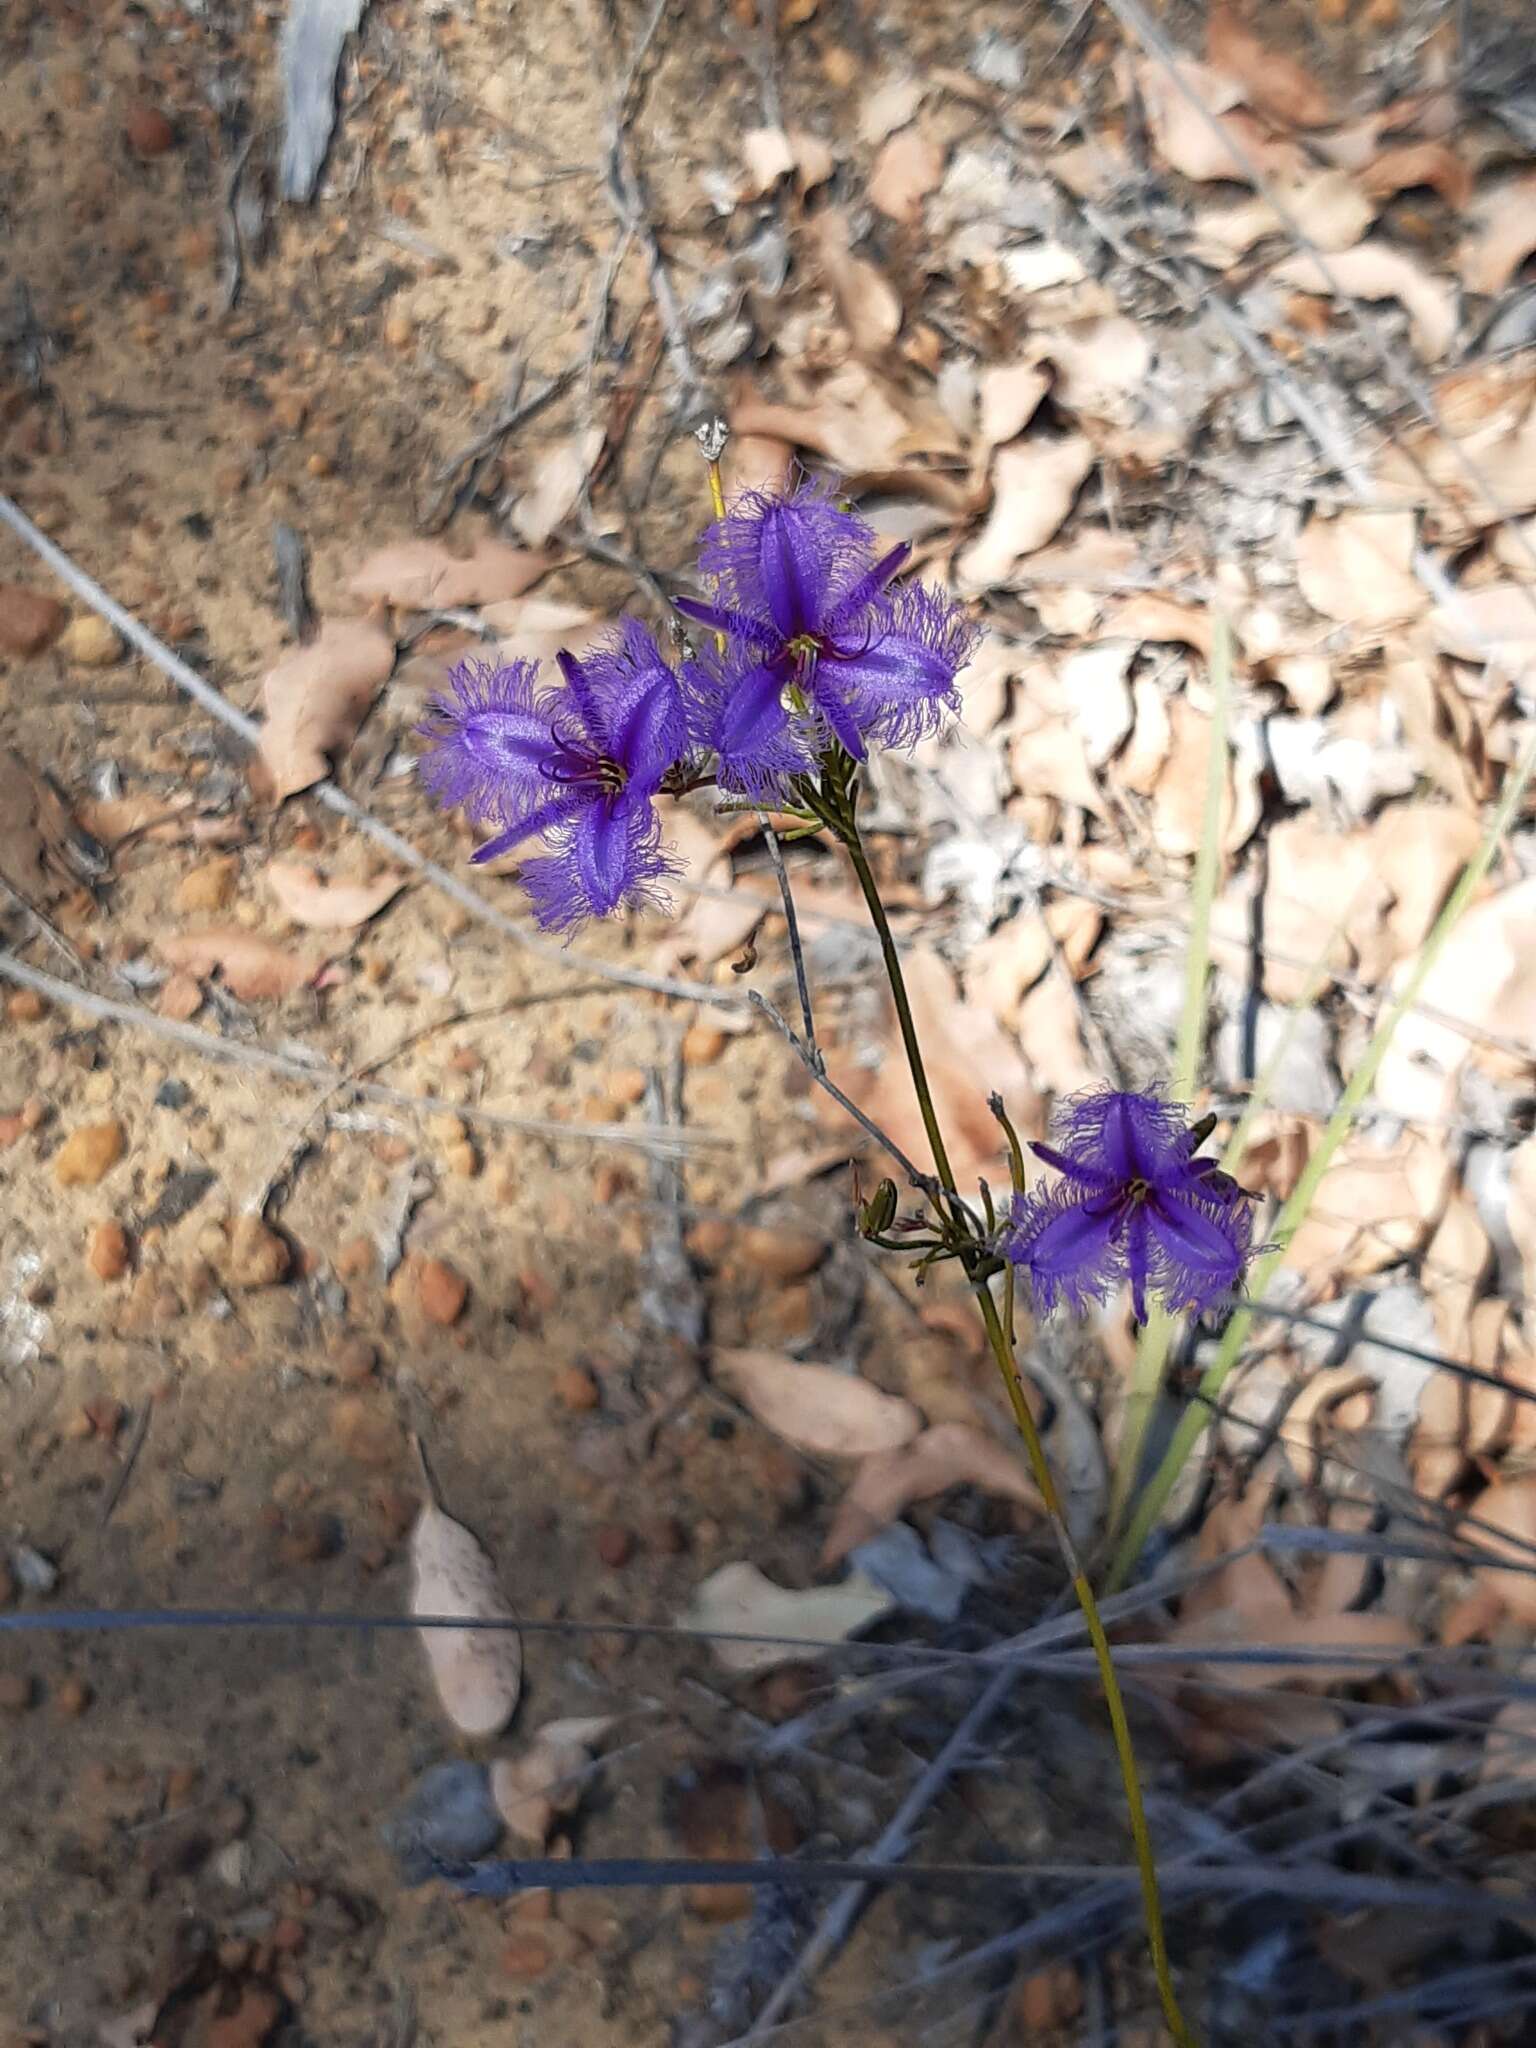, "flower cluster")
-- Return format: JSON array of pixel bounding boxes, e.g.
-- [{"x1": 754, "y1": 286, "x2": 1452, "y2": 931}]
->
[
  {"x1": 416, "y1": 478, "x2": 978, "y2": 931},
  {"x1": 1004, "y1": 1091, "x2": 1256, "y2": 1324}
]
